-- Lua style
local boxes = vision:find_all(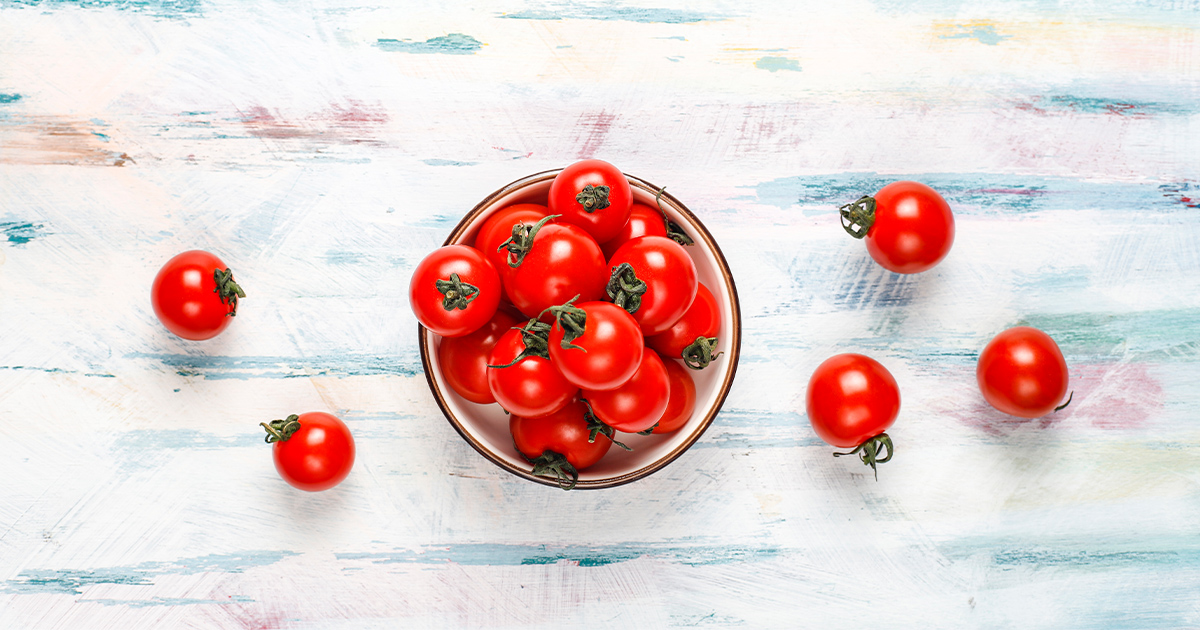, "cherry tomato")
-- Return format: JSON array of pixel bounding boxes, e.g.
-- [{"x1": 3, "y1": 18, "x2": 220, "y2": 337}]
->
[
  {"x1": 601, "y1": 203, "x2": 668, "y2": 259},
  {"x1": 977, "y1": 326, "x2": 1070, "y2": 418},
  {"x1": 261, "y1": 412, "x2": 355, "y2": 492},
  {"x1": 503, "y1": 222, "x2": 608, "y2": 319},
  {"x1": 473, "y1": 203, "x2": 549, "y2": 293},
  {"x1": 806, "y1": 353, "x2": 900, "y2": 477},
  {"x1": 839, "y1": 181, "x2": 955, "y2": 274},
  {"x1": 151, "y1": 250, "x2": 245, "y2": 340},
  {"x1": 511, "y1": 400, "x2": 613, "y2": 490},
  {"x1": 547, "y1": 159, "x2": 633, "y2": 244},
  {"x1": 584, "y1": 349, "x2": 670, "y2": 434},
  {"x1": 607, "y1": 236, "x2": 698, "y2": 336},
  {"x1": 653, "y1": 356, "x2": 697, "y2": 434},
  {"x1": 438, "y1": 309, "x2": 521, "y2": 404},
  {"x1": 487, "y1": 324, "x2": 578, "y2": 418},
  {"x1": 546, "y1": 300, "x2": 643, "y2": 391},
  {"x1": 646, "y1": 282, "x2": 721, "y2": 369},
  {"x1": 410, "y1": 245, "x2": 502, "y2": 337}
]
